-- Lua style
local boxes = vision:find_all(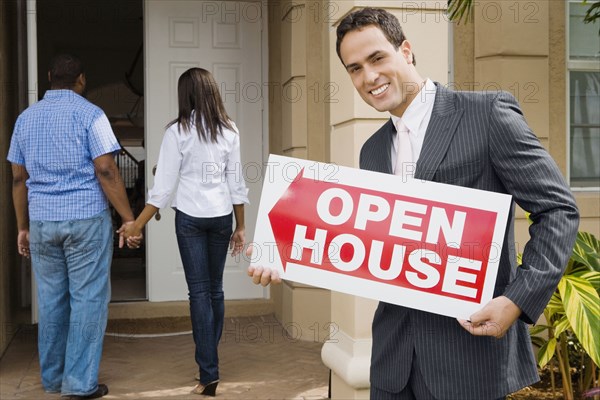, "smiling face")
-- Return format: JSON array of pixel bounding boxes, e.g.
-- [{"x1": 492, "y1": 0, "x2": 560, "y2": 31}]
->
[{"x1": 339, "y1": 25, "x2": 423, "y2": 117}]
